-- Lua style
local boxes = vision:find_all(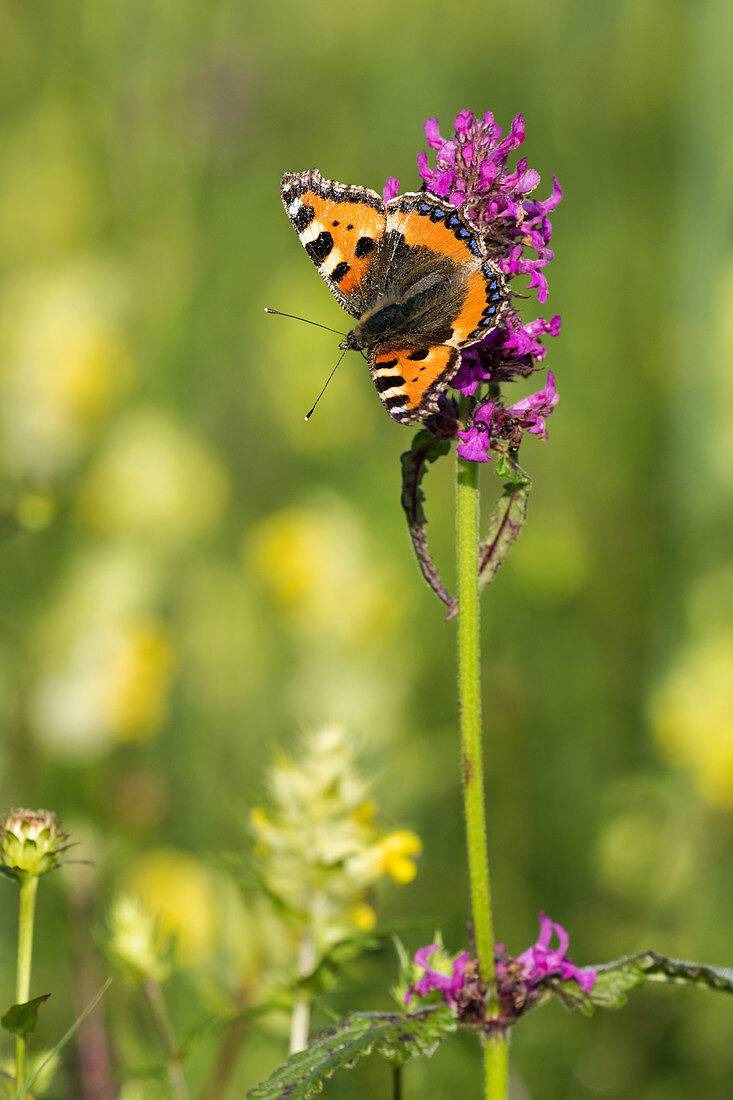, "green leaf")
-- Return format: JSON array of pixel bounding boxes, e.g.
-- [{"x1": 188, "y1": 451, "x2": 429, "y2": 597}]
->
[
  {"x1": 478, "y1": 455, "x2": 531, "y2": 590},
  {"x1": 1, "y1": 995, "x2": 50, "y2": 1037},
  {"x1": 9, "y1": 980, "x2": 111, "y2": 1100},
  {"x1": 554, "y1": 953, "x2": 733, "y2": 1016},
  {"x1": 400, "y1": 431, "x2": 456, "y2": 617},
  {"x1": 248, "y1": 1006, "x2": 457, "y2": 1099}
]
